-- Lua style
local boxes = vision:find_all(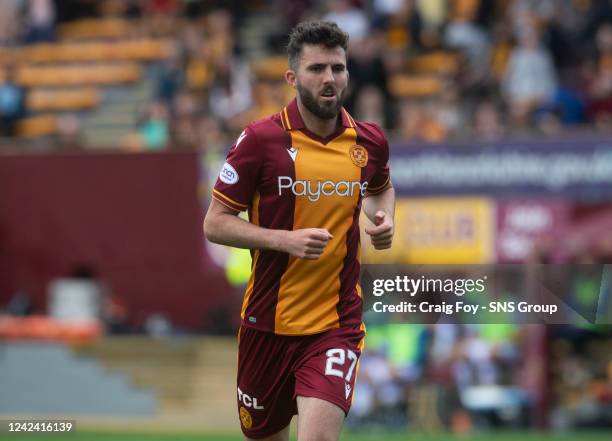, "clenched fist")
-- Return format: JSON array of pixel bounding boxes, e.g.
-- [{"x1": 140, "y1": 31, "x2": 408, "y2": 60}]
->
[
  {"x1": 280, "y1": 228, "x2": 333, "y2": 260},
  {"x1": 365, "y1": 211, "x2": 394, "y2": 249}
]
